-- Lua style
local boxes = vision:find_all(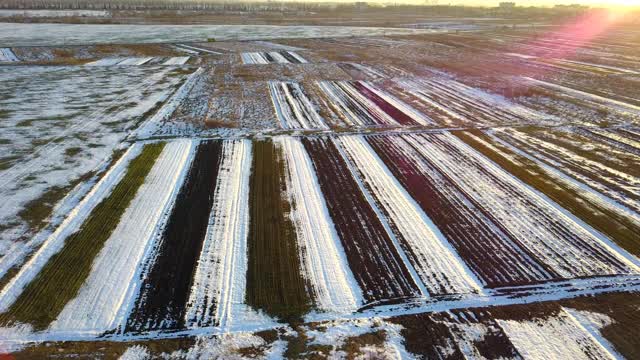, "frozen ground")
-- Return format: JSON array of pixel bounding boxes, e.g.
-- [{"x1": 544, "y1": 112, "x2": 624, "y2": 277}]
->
[
  {"x1": 0, "y1": 23, "x2": 437, "y2": 47},
  {"x1": 0, "y1": 65, "x2": 185, "y2": 260}
]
